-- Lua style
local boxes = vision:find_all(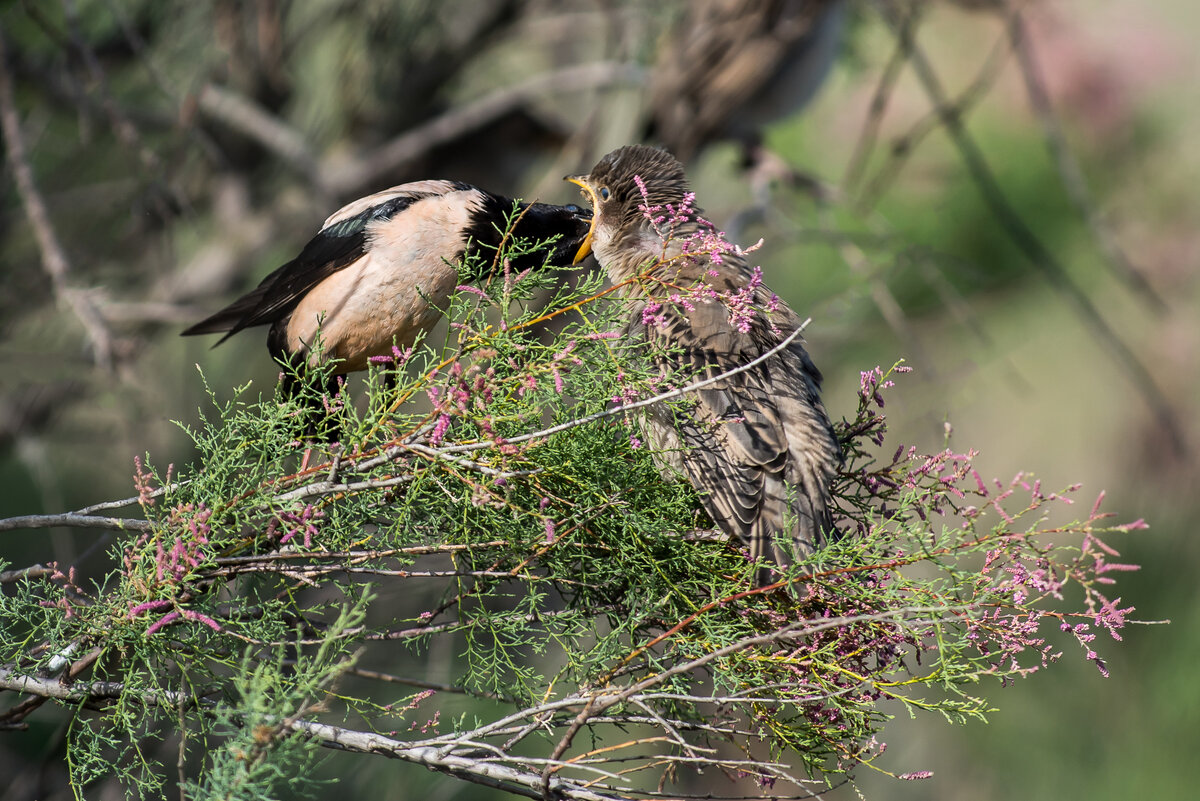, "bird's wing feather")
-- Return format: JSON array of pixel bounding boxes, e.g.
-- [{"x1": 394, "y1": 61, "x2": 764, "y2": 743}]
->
[
  {"x1": 649, "y1": 300, "x2": 788, "y2": 462},
  {"x1": 644, "y1": 292, "x2": 838, "y2": 578},
  {"x1": 645, "y1": 300, "x2": 782, "y2": 513}
]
